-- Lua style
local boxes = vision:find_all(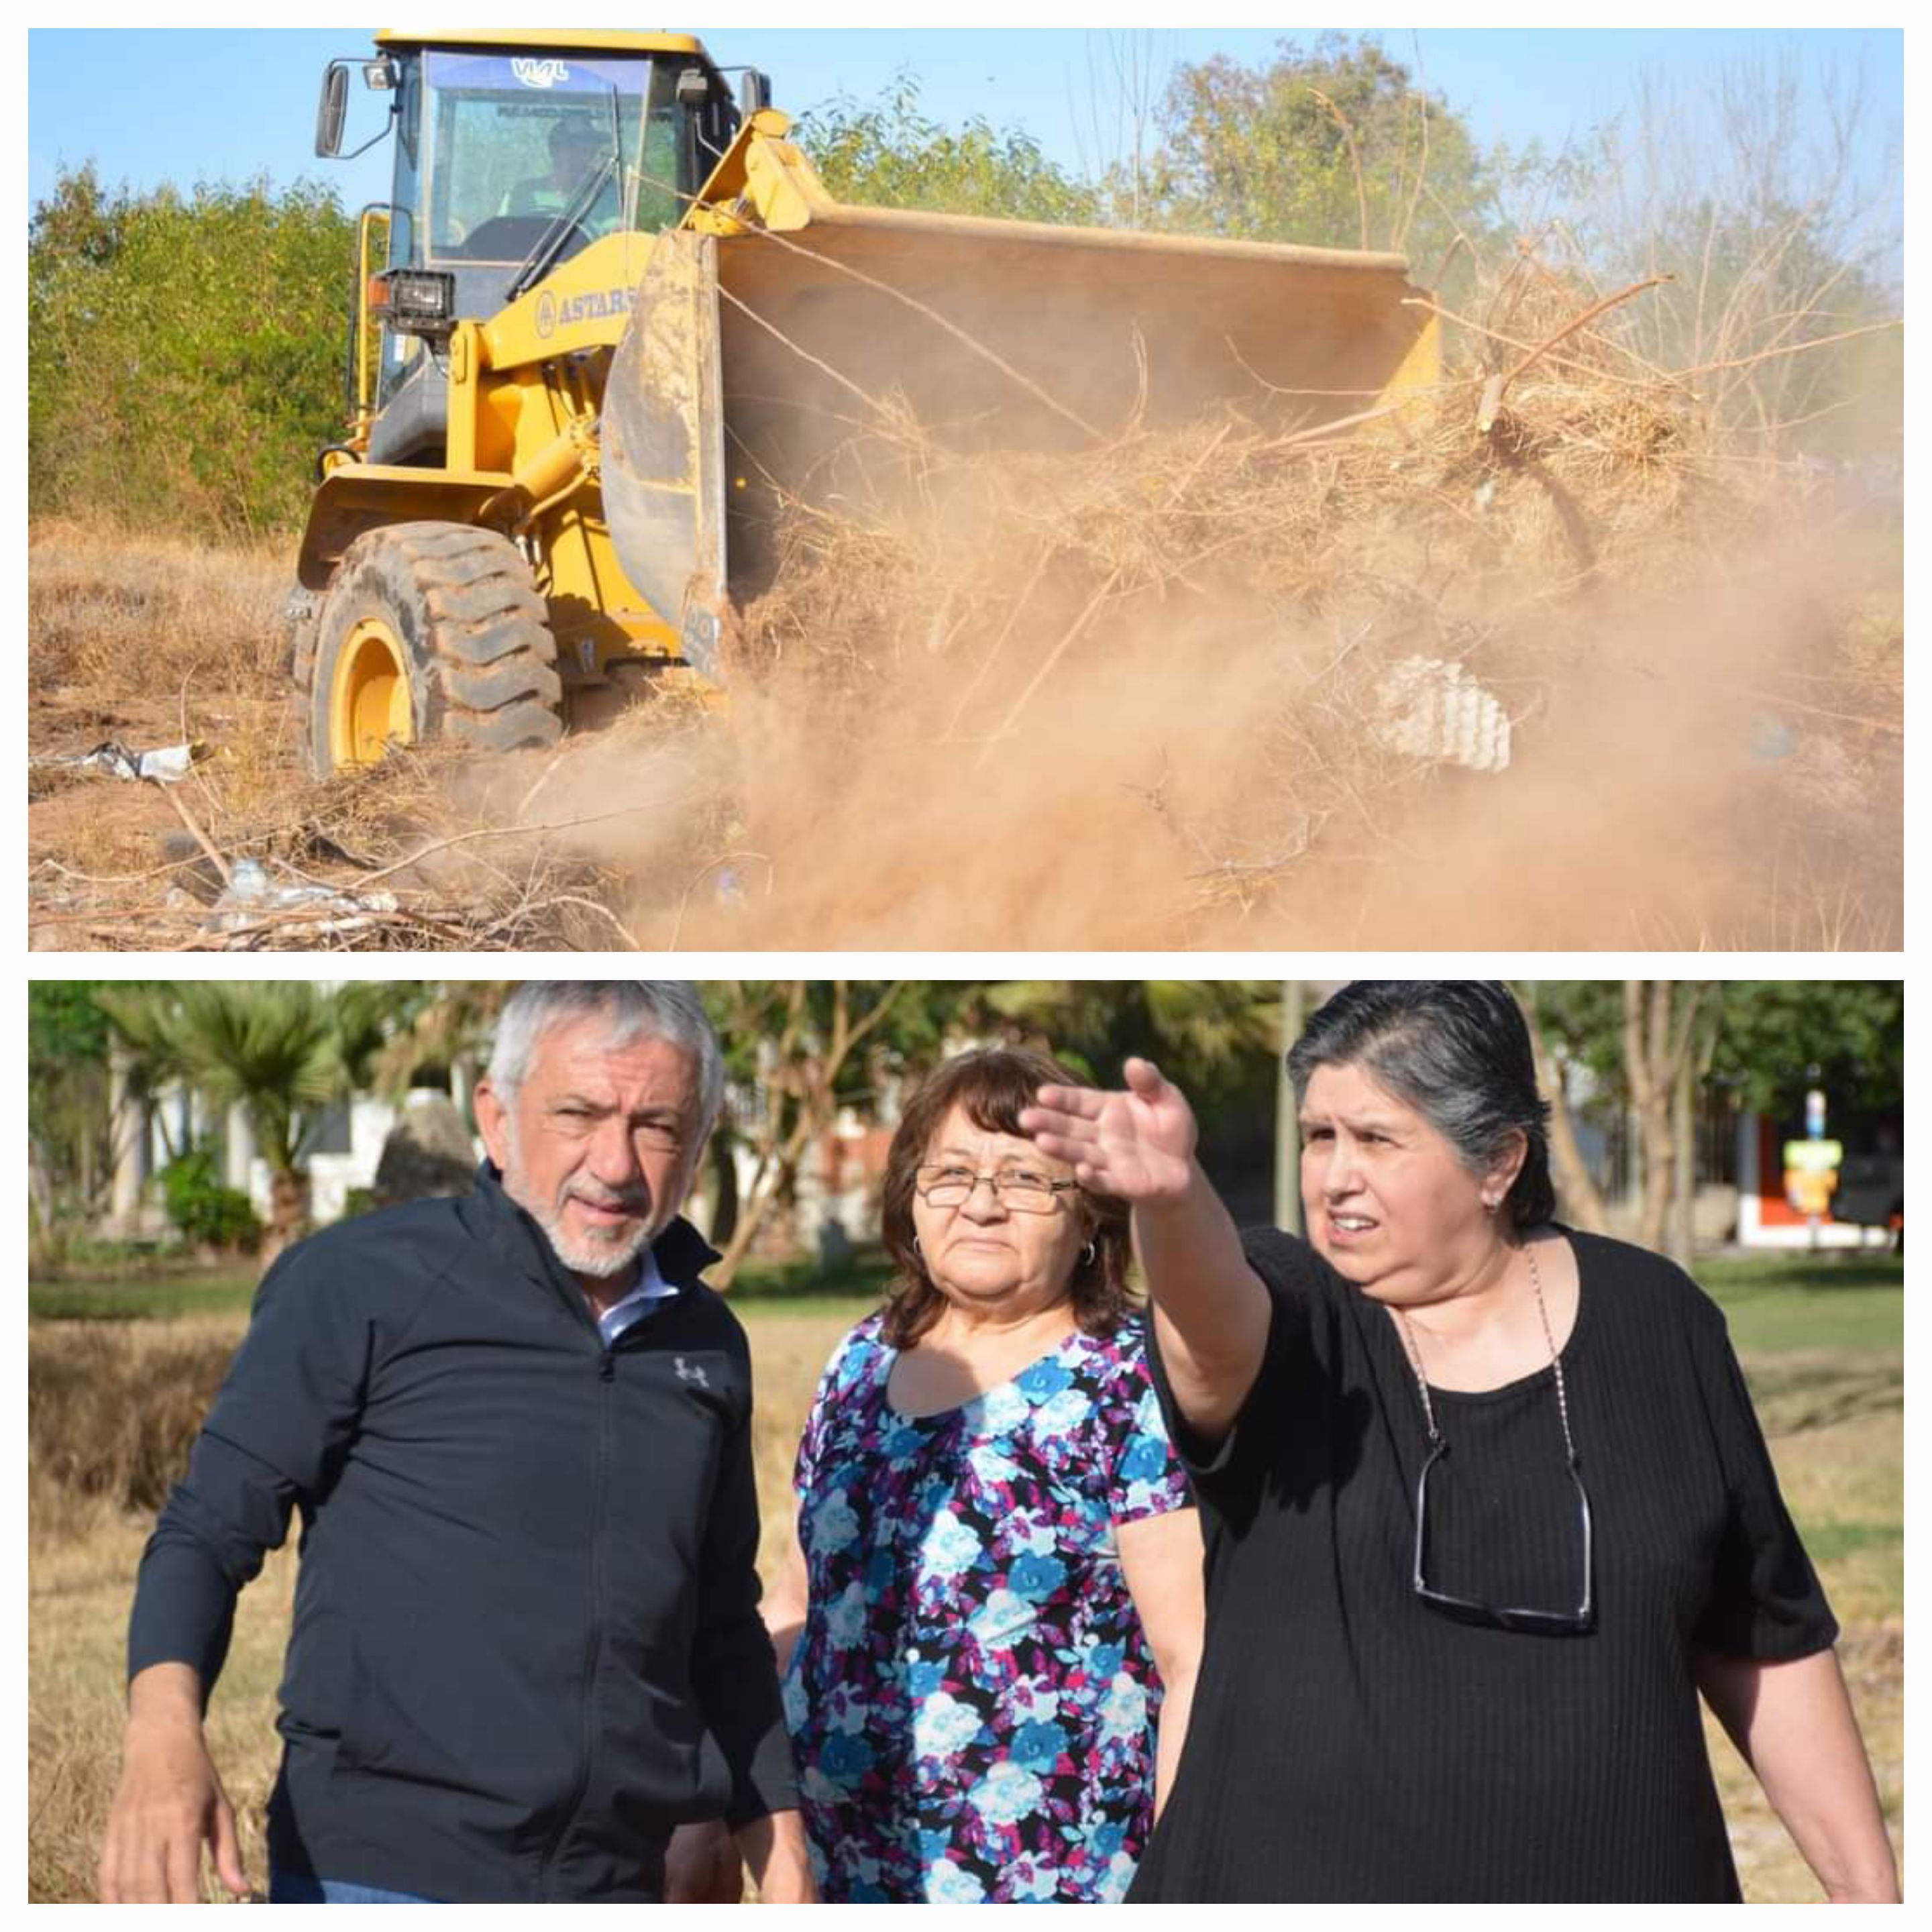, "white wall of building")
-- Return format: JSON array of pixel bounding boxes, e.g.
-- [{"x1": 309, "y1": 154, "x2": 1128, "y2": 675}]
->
[{"x1": 242, "y1": 1094, "x2": 398, "y2": 1226}]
